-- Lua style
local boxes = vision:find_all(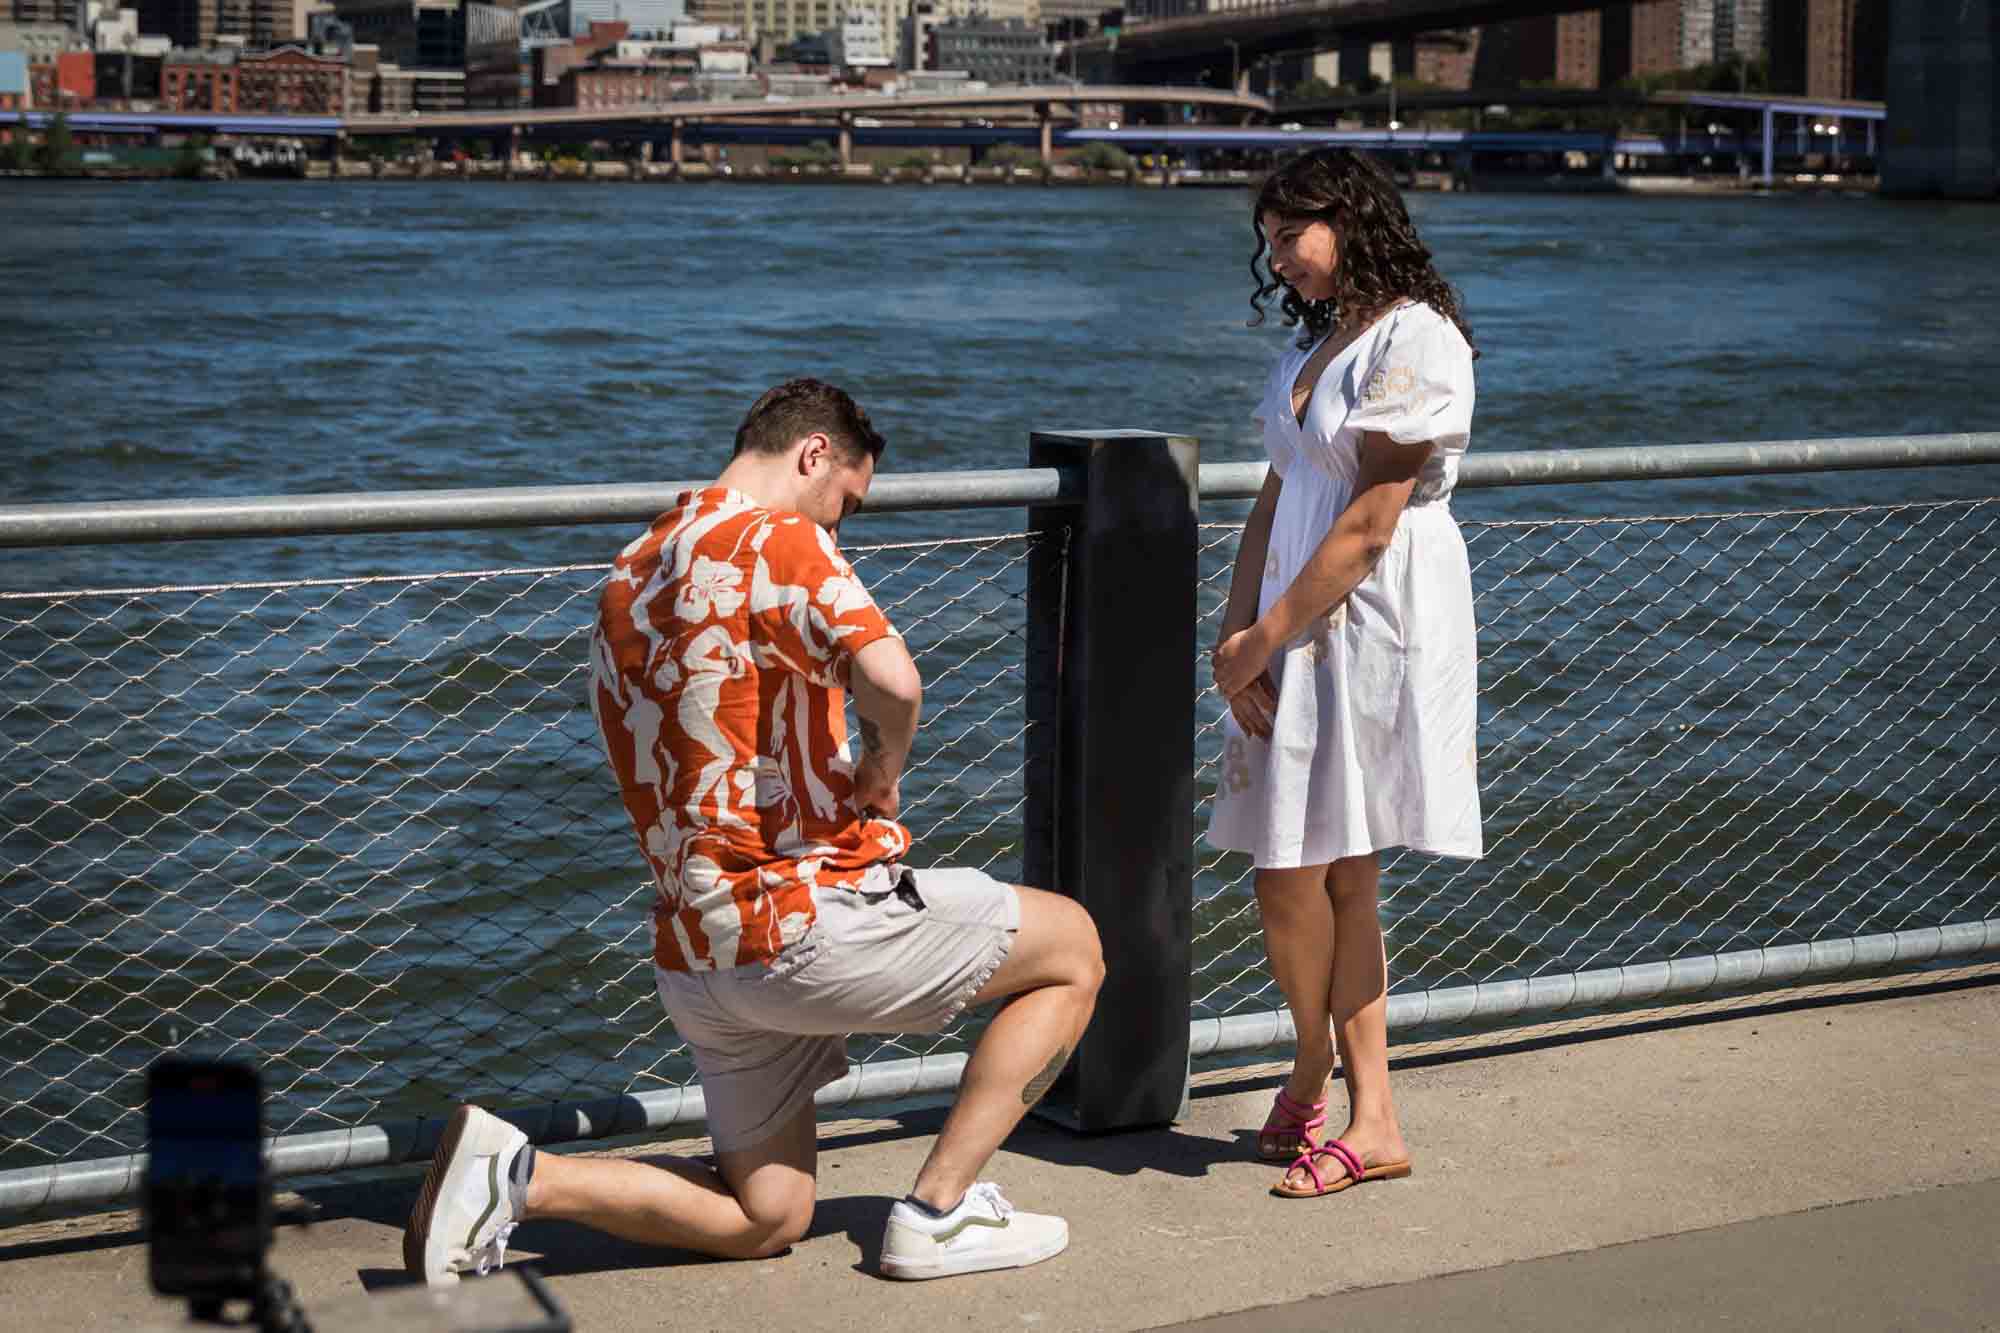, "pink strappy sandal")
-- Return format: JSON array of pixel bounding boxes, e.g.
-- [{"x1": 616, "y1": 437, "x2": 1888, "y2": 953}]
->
[
  {"x1": 1272, "y1": 1137, "x2": 1413, "y2": 1199},
  {"x1": 1255, "y1": 1089, "x2": 1326, "y2": 1163}
]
